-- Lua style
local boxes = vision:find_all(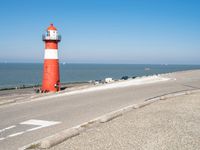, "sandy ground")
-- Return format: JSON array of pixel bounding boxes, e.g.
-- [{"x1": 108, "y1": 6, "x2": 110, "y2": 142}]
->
[{"x1": 50, "y1": 91, "x2": 200, "y2": 150}]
